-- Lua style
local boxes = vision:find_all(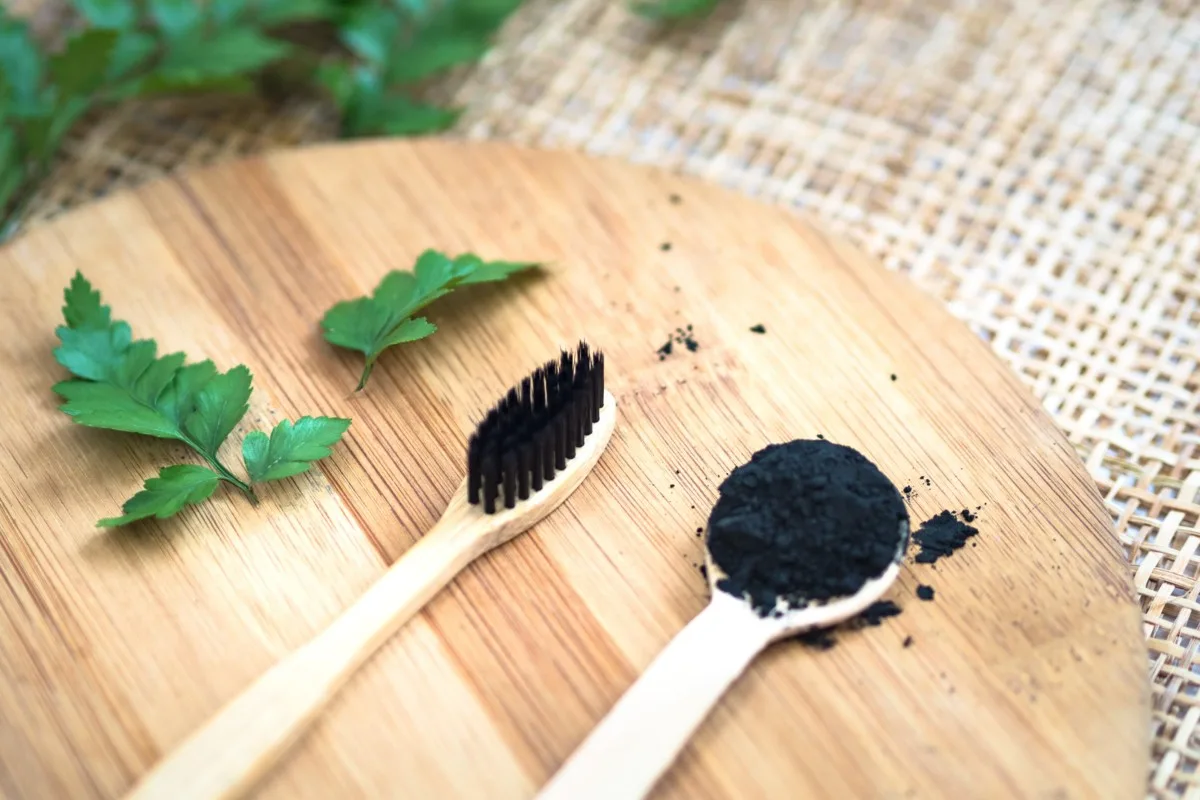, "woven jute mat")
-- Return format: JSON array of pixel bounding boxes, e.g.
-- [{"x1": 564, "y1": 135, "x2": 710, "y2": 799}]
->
[{"x1": 12, "y1": 0, "x2": 1200, "y2": 795}]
